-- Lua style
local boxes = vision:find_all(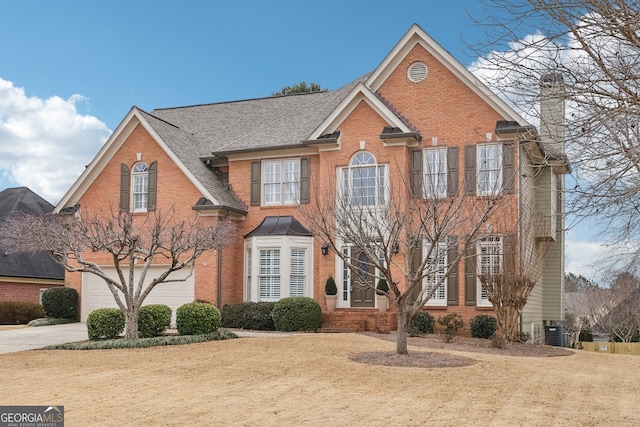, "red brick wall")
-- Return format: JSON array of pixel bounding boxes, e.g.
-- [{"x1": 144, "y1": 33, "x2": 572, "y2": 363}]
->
[{"x1": 0, "y1": 281, "x2": 63, "y2": 304}]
